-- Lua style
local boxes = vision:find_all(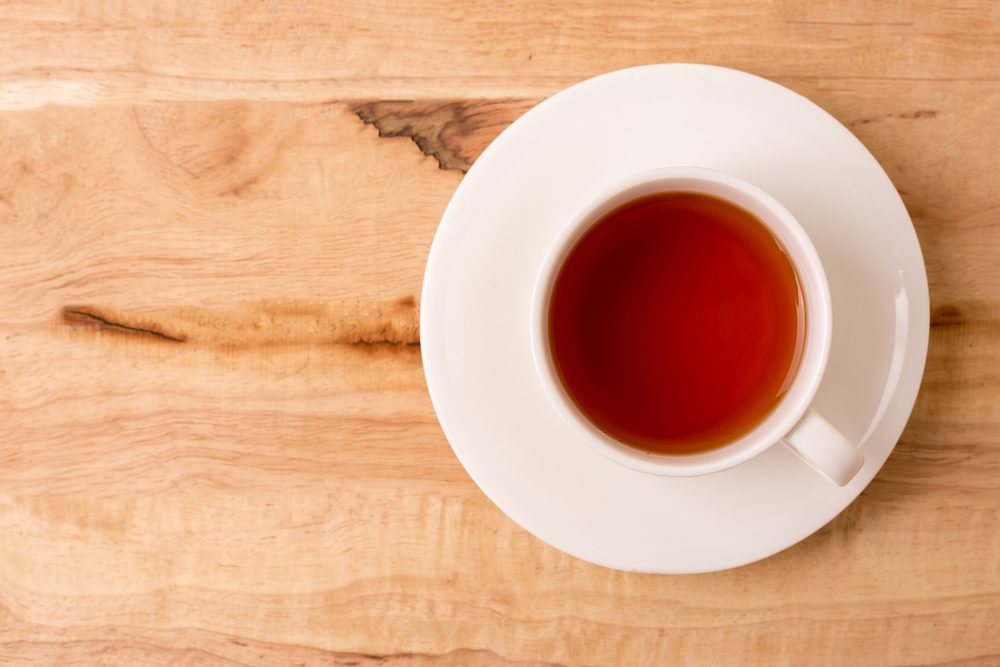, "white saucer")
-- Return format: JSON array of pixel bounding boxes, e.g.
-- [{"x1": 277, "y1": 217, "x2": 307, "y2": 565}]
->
[{"x1": 420, "y1": 64, "x2": 929, "y2": 573}]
